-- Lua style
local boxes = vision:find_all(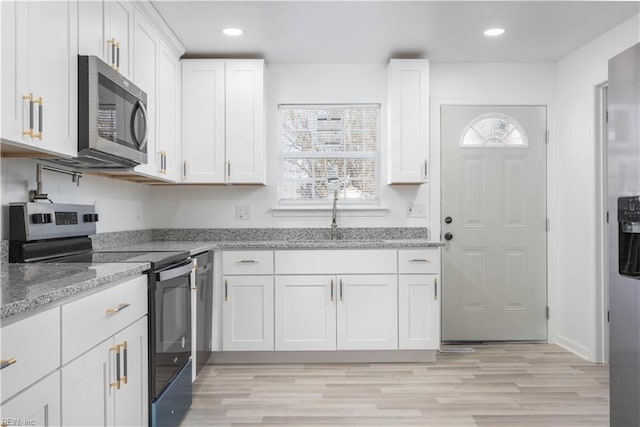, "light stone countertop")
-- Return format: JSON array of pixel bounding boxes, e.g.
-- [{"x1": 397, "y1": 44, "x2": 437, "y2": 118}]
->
[{"x1": 0, "y1": 262, "x2": 150, "y2": 320}]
